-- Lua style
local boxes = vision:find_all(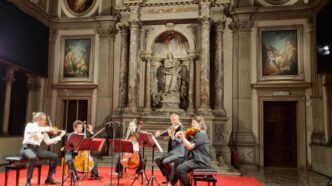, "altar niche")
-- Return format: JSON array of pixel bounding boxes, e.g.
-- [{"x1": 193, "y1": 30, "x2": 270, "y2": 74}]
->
[{"x1": 150, "y1": 31, "x2": 190, "y2": 112}]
